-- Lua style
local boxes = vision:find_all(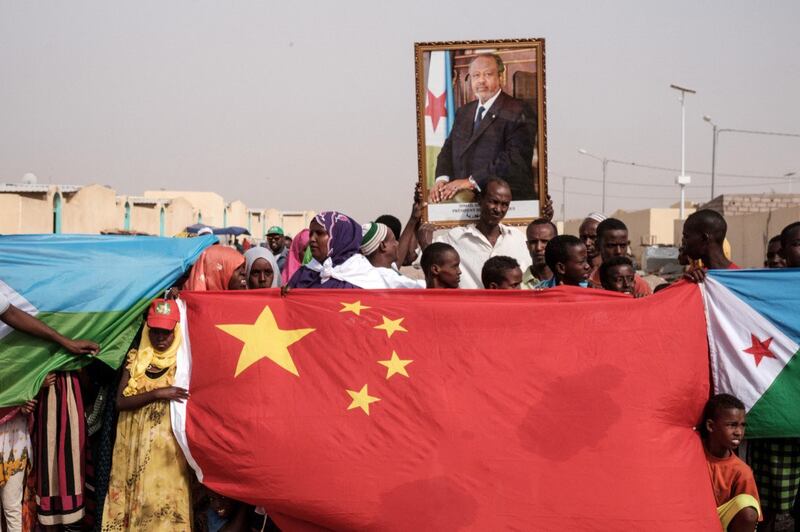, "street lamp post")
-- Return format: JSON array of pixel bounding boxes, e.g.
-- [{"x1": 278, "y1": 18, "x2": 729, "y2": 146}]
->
[
  {"x1": 577, "y1": 148, "x2": 610, "y2": 214},
  {"x1": 703, "y1": 114, "x2": 800, "y2": 200},
  {"x1": 670, "y1": 84, "x2": 696, "y2": 220}
]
